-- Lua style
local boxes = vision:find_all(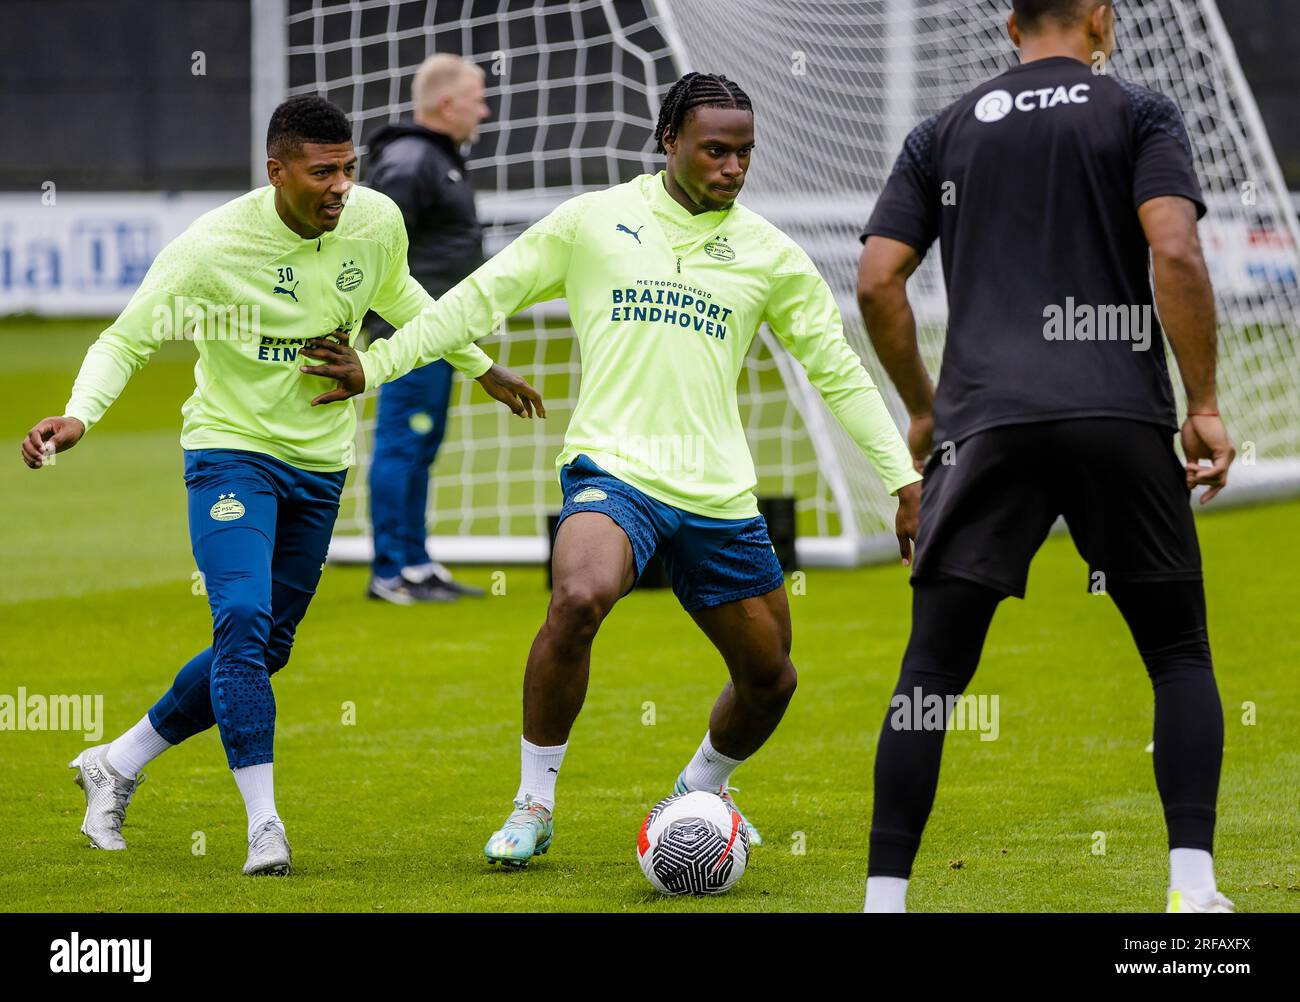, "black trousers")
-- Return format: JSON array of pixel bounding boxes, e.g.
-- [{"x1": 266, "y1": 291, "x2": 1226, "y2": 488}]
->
[{"x1": 869, "y1": 420, "x2": 1223, "y2": 878}]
